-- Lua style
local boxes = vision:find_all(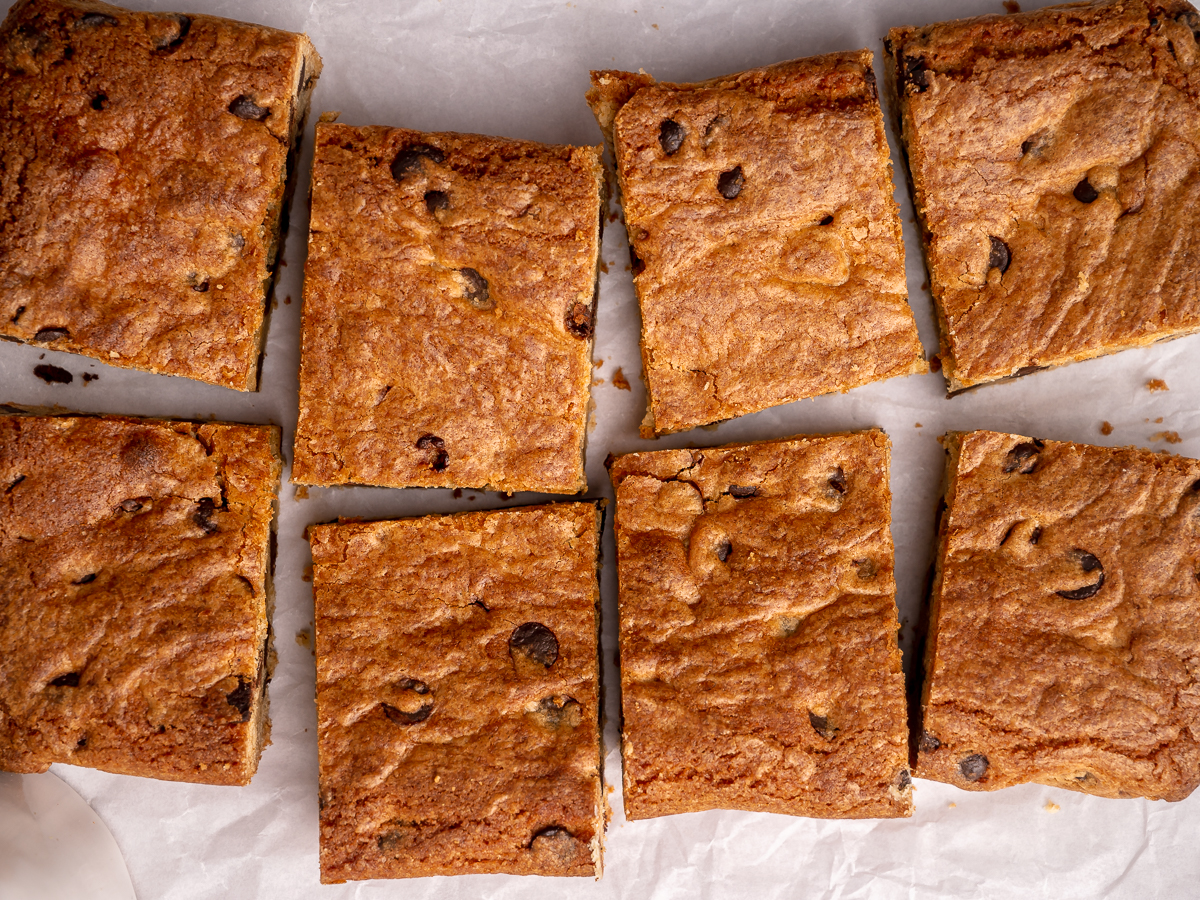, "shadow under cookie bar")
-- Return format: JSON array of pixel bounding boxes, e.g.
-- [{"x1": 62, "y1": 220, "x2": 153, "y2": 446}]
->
[
  {"x1": 886, "y1": 0, "x2": 1200, "y2": 394},
  {"x1": 310, "y1": 502, "x2": 605, "y2": 881},
  {"x1": 608, "y1": 431, "x2": 911, "y2": 820},
  {"x1": 292, "y1": 123, "x2": 604, "y2": 494},
  {"x1": 918, "y1": 430, "x2": 1200, "y2": 801},
  {"x1": 0, "y1": 411, "x2": 281, "y2": 785},
  {"x1": 588, "y1": 51, "x2": 926, "y2": 437},
  {"x1": 0, "y1": 0, "x2": 321, "y2": 391}
]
